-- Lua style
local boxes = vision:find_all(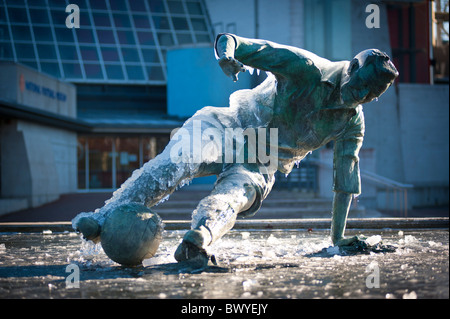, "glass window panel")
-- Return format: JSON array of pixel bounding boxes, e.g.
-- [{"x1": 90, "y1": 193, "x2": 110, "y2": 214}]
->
[
  {"x1": 69, "y1": 0, "x2": 87, "y2": 7},
  {"x1": 121, "y1": 47, "x2": 140, "y2": 62},
  {"x1": 29, "y1": 9, "x2": 50, "y2": 24},
  {"x1": 33, "y1": 26, "x2": 54, "y2": 42},
  {"x1": 84, "y1": 63, "x2": 103, "y2": 79},
  {"x1": 5, "y1": 0, "x2": 25, "y2": 5},
  {"x1": 15, "y1": 43, "x2": 35, "y2": 59},
  {"x1": 97, "y1": 29, "x2": 115, "y2": 44},
  {"x1": 21, "y1": 60, "x2": 38, "y2": 69},
  {"x1": 0, "y1": 25, "x2": 10, "y2": 41},
  {"x1": 148, "y1": 0, "x2": 165, "y2": 13},
  {"x1": 80, "y1": 46, "x2": 99, "y2": 61},
  {"x1": 115, "y1": 138, "x2": 141, "y2": 186},
  {"x1": 110, "y1": 0, "x2": 127, "y2": 11},
  {"x1": 186, "y1": 1, "x2": 203, "y2": 15},
  {"x1": 133, "y1": 15, "x2": 150, "y2": 29},
  {"x1": 191, "y1": 18, "x2": 207, "y2": 31},
  {"x1": 37, "y1": 44, "x2": 57, "y2": 60},
  {"x1": 195, "y1": 33, "x2": 211, "y2": 43},
  {"x1": 76, "y1": 28, "x2": 95, "y2": 43},
  {"x1": 79, "y1": 12, "x2": 91, "y2": 27},
  {"x1": 89, "y1": 0, "x2": 107, "y2": 10},
  {"x1": 93, "y1": 13, "x2": 111, "y2": 27},
  {"x1": 0, "y1": 6, "x2": 7, "y2": 24},
  {"x1": 146, "y1": 65, "x2": 164, "y2": 81},
  {"x1": 55, "y1": 27, "x2": 75, "y2": 42},
  {"x1": 129, "y1": 0, "x2": 146, "y2": 12},
  {"x1": 27, "y1": 0, "x2": 47, "y2": 7},
  {"x1": 59, "y1": 45, "x2": 79, "y2": 60},
  {"x1": 77, "y1": 137, "x2": 86, "y2": 189},
  {"x1": 160, "y1": 48, "x2": 167, "y2": 62},
  {"x1": 8, "y1": 7, "x2": 29, "y2": 24},
  {"x1": 157, "y1": 32, "x2": 173, "y2": 46},
  {"x1": 172, "y1": 17, "x2": 189, "y2": 30},
  {"x1": 0, "y1": 42, "x2": 14, "y2": 59},
  {"x1": 12, "y1": 26, "x2": 32, "y2": 41},
  {"x1": 113, "y1": 14, "x2": 131, "y2": 28},
  {"x1": 87, "y1": 137, "x2": 113, "y2": 188},
  {"x1": 176, "y1": 33, "x2": 192, "y2": 45},
  {"x1": 152, "y1": 15, "x2": 170, "y2": 30},
  {"x1": 137, "y1": 31, "x2": 155, "y2": 45},
  {"x1": 167, "y1": 1, "x2": 185, "y2": 14},
  {"x1": 48, "y1": 0, "x2": 67, "y2": 8},
  {"x1": 142, "y1": 137, "x2": 158, "y2": 162},
  {"x1": 126, "y1": 65, "x2": 144, "y2": 80},
  {"x1": 116, "y1": 30, "x2": 136, "y2": 45},
  {"x1": 105, "y1": 64, "x2": 124, "y2": 80},
  {"x1": 51, "y1": 9, "x2": 69, "y2": 26},
  {"x1": 101, "y1": 47, "x2": 119, "y2": 62},
  {"x1": 63, "y1": 62, "x2": 83, "y2": 78},
  {"x1": 141, "y1": 48, "x2": 159, "y2": 63},
  {"x1": 40, "y1": 62, "x2": 61, "y2": 78}
]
